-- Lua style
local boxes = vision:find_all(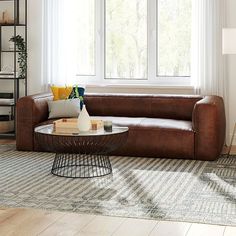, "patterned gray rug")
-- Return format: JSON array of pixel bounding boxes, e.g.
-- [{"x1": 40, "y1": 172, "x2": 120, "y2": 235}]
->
[{"x1": 0, "y1": 145, "x2": 236, "y2": 226}]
